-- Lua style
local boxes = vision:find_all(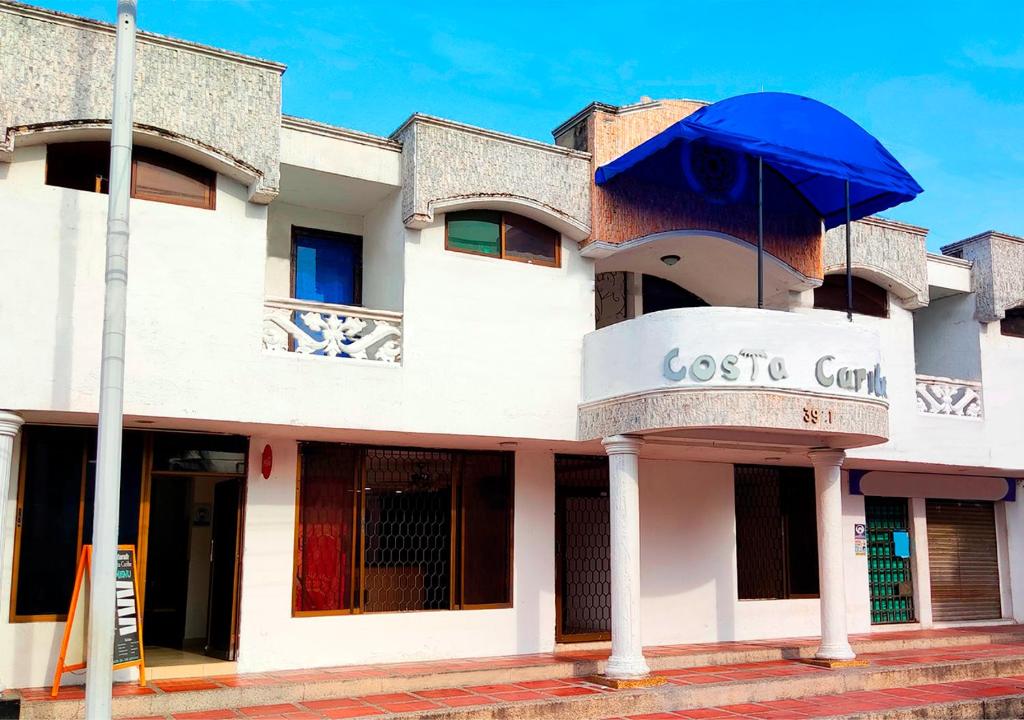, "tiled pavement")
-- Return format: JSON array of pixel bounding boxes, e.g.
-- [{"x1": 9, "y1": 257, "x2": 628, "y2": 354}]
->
[
  {"x1": 603, "y1": 675, "x2": 1024, "y2": 719},
  {"x1": 16, "y1": 625, "x2": 1024, "y2": 719}
]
